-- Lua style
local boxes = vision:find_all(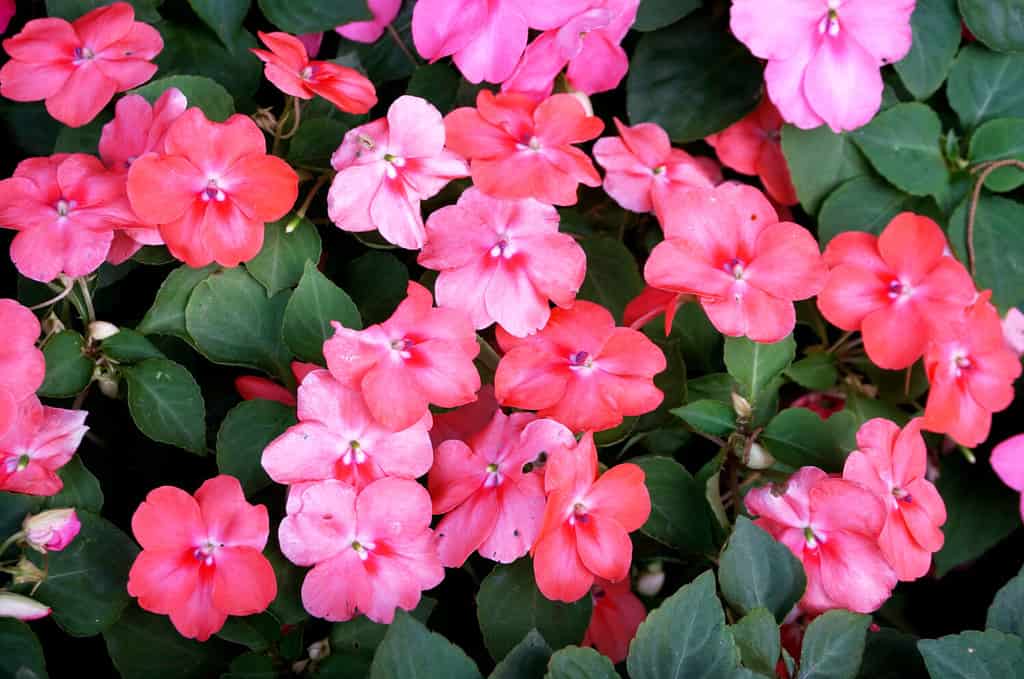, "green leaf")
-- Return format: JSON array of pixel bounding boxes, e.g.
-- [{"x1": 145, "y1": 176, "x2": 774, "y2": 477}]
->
[
  {"x1": 894, "y1": 0, "x2": 961, "y2": 99},
  {"x1": 39, "y1": 331, "x2": 93, "y2": 398},
  {"x1": 918, "y1": 630, "x2": 1024, "y2": 679},
  {"x1": 42, "y1": 456, "x2": 104, "y2": 514},
  {"x1": 797, "y1": 610, "x2": 871, "y2": 679},
  {"x1": 959, "y1": 0, "x2": 1024, "y2": 53},
  {"x1": 133, "y1": 246, "x2": 177, "y2": 266},
  {"x1": 138, "y1": 264, "x2": 218, "y2": 342},
  {"x1": 841, "y1": 391, "x2": 912, "y2": 427},
  {"x1": 730, "y1": 609, "x2": 781, "y2": 676},
  {"x1": 0, "y1": 492, "x2": 42, "y2": 547},
  {"x1": 102, "y1": 328, "x2": 166, "y2": 364},
  {"x1": 266, "y1": 546, "x2": 309, "y2": 625},
  {"x1": 188, "y1": 0, "x2": 251, "y2": 47},
  {"x1": 780, "y1": 125, "x2": 869, "y2": 215},
  {"x1": 246, "y1": 216, "x2": 324, "y2": 296},
  {"x1": 477, "y1": 558, "x2": 592, "y2": 662},
  {"x1": 490, "y1": 630, "x2": 552, "y2": 679},
  {"x1": 671, "y1": 400, "x2": 735, "y2": 437},
  {"x1": 217, "y1": 399, "x2": 297, "y2": 496},
  {"x1": 407, "y1": 63, "x2": 461, "y2": 114},
  {"x1": 154, "y1": 23, "x2": 261, "y2": 100},
  {"x1": 785, "y1": 354, "x2": 838, "y2": 391},
  {"x1": 633, "y1": 456, "x2": 716, "y2": 554},
  {"x1": 724, "y1": 335, "x2": 796, "y2": 404},
  {"x1": 948, "y1": 194, "x2": 1024, "y2": 311},
  {"x1": 987, "y1": 564, "x2": 1024, "y2": 636},
  {"x1": 288, "y1": 118, "x2": 352, "y2": 170},
  {"x1": 577, "y1": 236, "x2": 644, "y2": 322},
  {"x1": 968, "y1": 118, "x2": 1024, "y2": 191},
  {"x1": 817, "y1": 175, "x2": 920, "y2": 246},
  {"x1": 124, "y1": 359, "x2": 207, "y2": 455},
  {"x1": 329, "y1": 598, "x2": 435, "y2": 673},
  {"x1": 760, "y1": 408, "x2": 858, "y2": 472},
  {"x1": 627, "y1": 14, "x2": 763, "y2": 142},
  {"x1": 0, "y1": 619, "x2": 48, "y2": 679},
  {"x1": 54, "y1": 113, "x2": 109, "y2": 153},
  {"x1": 719, "y1": 518, "x2": 806, "y2": 622},
  {"x1": 369, "y1": 610, "x2": 482, "y2": 679},
  {"x1": 260, "y1": 0, "x2": 370, "y2": 34},
  {"x1": 850, "y1": 103, "x2": 948, "y2": 197},
  {"x1": 46, "y1": 0, "x2": 160, "y2": 21},
  {"x1": 105, "y1": 605, "x2": 234, "y2": 679},
  {"x1": 545, "y1": 646, "x2": 619, "y2": 679},
  {"x1": 634, "y1": 0, "x2": 702, "y2": 31},
  {"x1": 857, "y1": 628, "x2": 928, "y2": 679},
  {"x1": 216, "y1": 613, "x2": 280, "y2": 652},
  {"x1": 224, "y1": 653, "x2": 276, "y2": 678},
  {"x1": 132, "y1": 75, "x2": 235, "y2": 123},
  {"x1": 341, "y1": 251, "x2": 409, "y2": 325},
  {"x1": 283, "y1": 262, "x2": 363, "y2": 362},
  {"x1": 186, "y1": 267, "x2": 293, "y2": 382},
  {"x1": 947, "y1": 45, "x2": 1024, "y2": 131},
  {"x1": 627, "y1": 571, "x2": 740, "y2": 679}
]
